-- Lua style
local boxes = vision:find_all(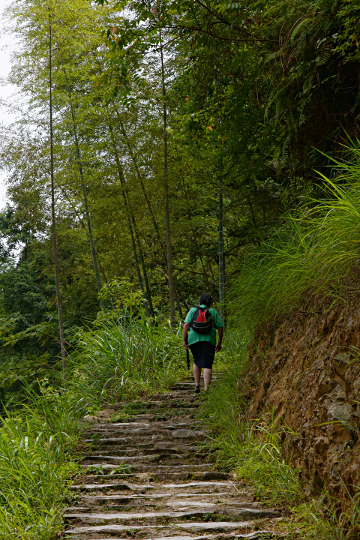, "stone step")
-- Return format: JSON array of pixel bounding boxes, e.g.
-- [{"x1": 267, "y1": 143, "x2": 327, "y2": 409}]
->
[
  {"x1": 68, "y1": 534, "x2": 277, "y2": 540},
  {"x1": 109, "y1": 422, "x2": 152, "y2": 426},
  {"x1": 171, "y1": 384, "x2": 196, "y2": 388},
  {"x1": 65, "y1": 505, "x2": 278, "y2": 521},
  {"x1": 79, "y1": 472, "x2": 228, "y2": 483},
  {"x1": 65, "y1": 520, "x2": 254, "y2": 535},
  {"x1": 81, "y1": 493, "x2": 168, "y2": 502},
  {"x1": 64, "y1": 509, "x2": 215, "y2": 523},
  {"x1": 81, "y1": 471, "x2": 229, "y2": 482},
  {"x1": 82, "y1": 473, "x2": 135, "y2": 481},
  {"x1": 83, "y1": 423, "x2": 202, "y2": 433},
  {"x1": 81, "y1": 462, "x2": 212, "y2": 470},
  {"x1": 85, "y1": 455, "x2": 206, "y2": 466},
  {"x1": 113, "y1": 398, "x2": 198, "y2": 405},
  {"x1": 80, "y1": 454, "x2": 154, "y2": 464},
  {"x1": 85, "y1": 438, "x2": 129, "y2": 444},
  {"x1": 65, "y1": 536, "x2": 225, "y2": 540},
  {"x1": 69, "y1": 483, "x2": 138, "y2": 491},
  {"x1": 164, "y1": 481, "x2": 234, "y2": 488},
  {"x1": 166, "y1": 503, "x2": 280, "y2": 519},
  {"x1": 118, "y1": 402, "x2": 199, "y2": 409},
  {"x1": 87, "y1": 446, "x2": 207, "y2": 456},
  {"x1": 82, "y1": 428, "x2": 205, "y2": 438},
  {"x1": 84, "y1": 427, "x2": 150, "y2": 435},
  {"x1": 85, "y1": 433, "x2": 201, "y2": 440},
  {"x1": 84, "y1": 440, "x2": 204, "y2": 450},
  {"x1": 79, "y1": 492, "x2": 235, "y2": 504},
  {"x1": 69, "y1": 480, "x2": 234, "y2": 492},
  {"x1": 86, "y1": 440, "x2": 201, "y2": 449},
  {"x1": 85, "y1": 448, "x2": 206, "y2": 457}
]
